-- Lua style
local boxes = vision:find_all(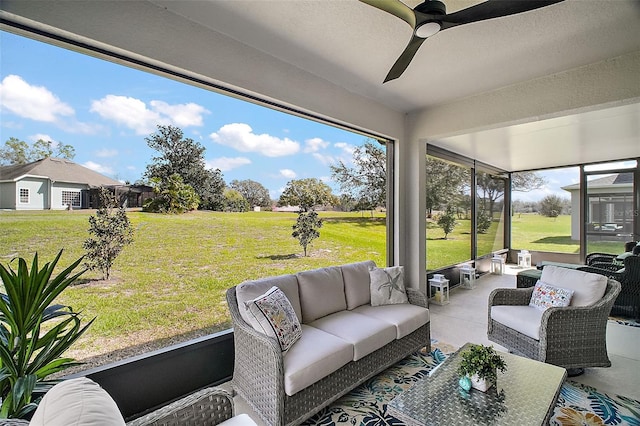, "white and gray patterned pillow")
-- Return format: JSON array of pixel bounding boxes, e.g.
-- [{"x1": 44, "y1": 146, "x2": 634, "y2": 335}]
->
[
  {"x1": 246, "y1": 286, "x2": 302, "y2": 352},
  {"x1": 369, "y1": 266, "x2": 408, "y2": 307}
]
